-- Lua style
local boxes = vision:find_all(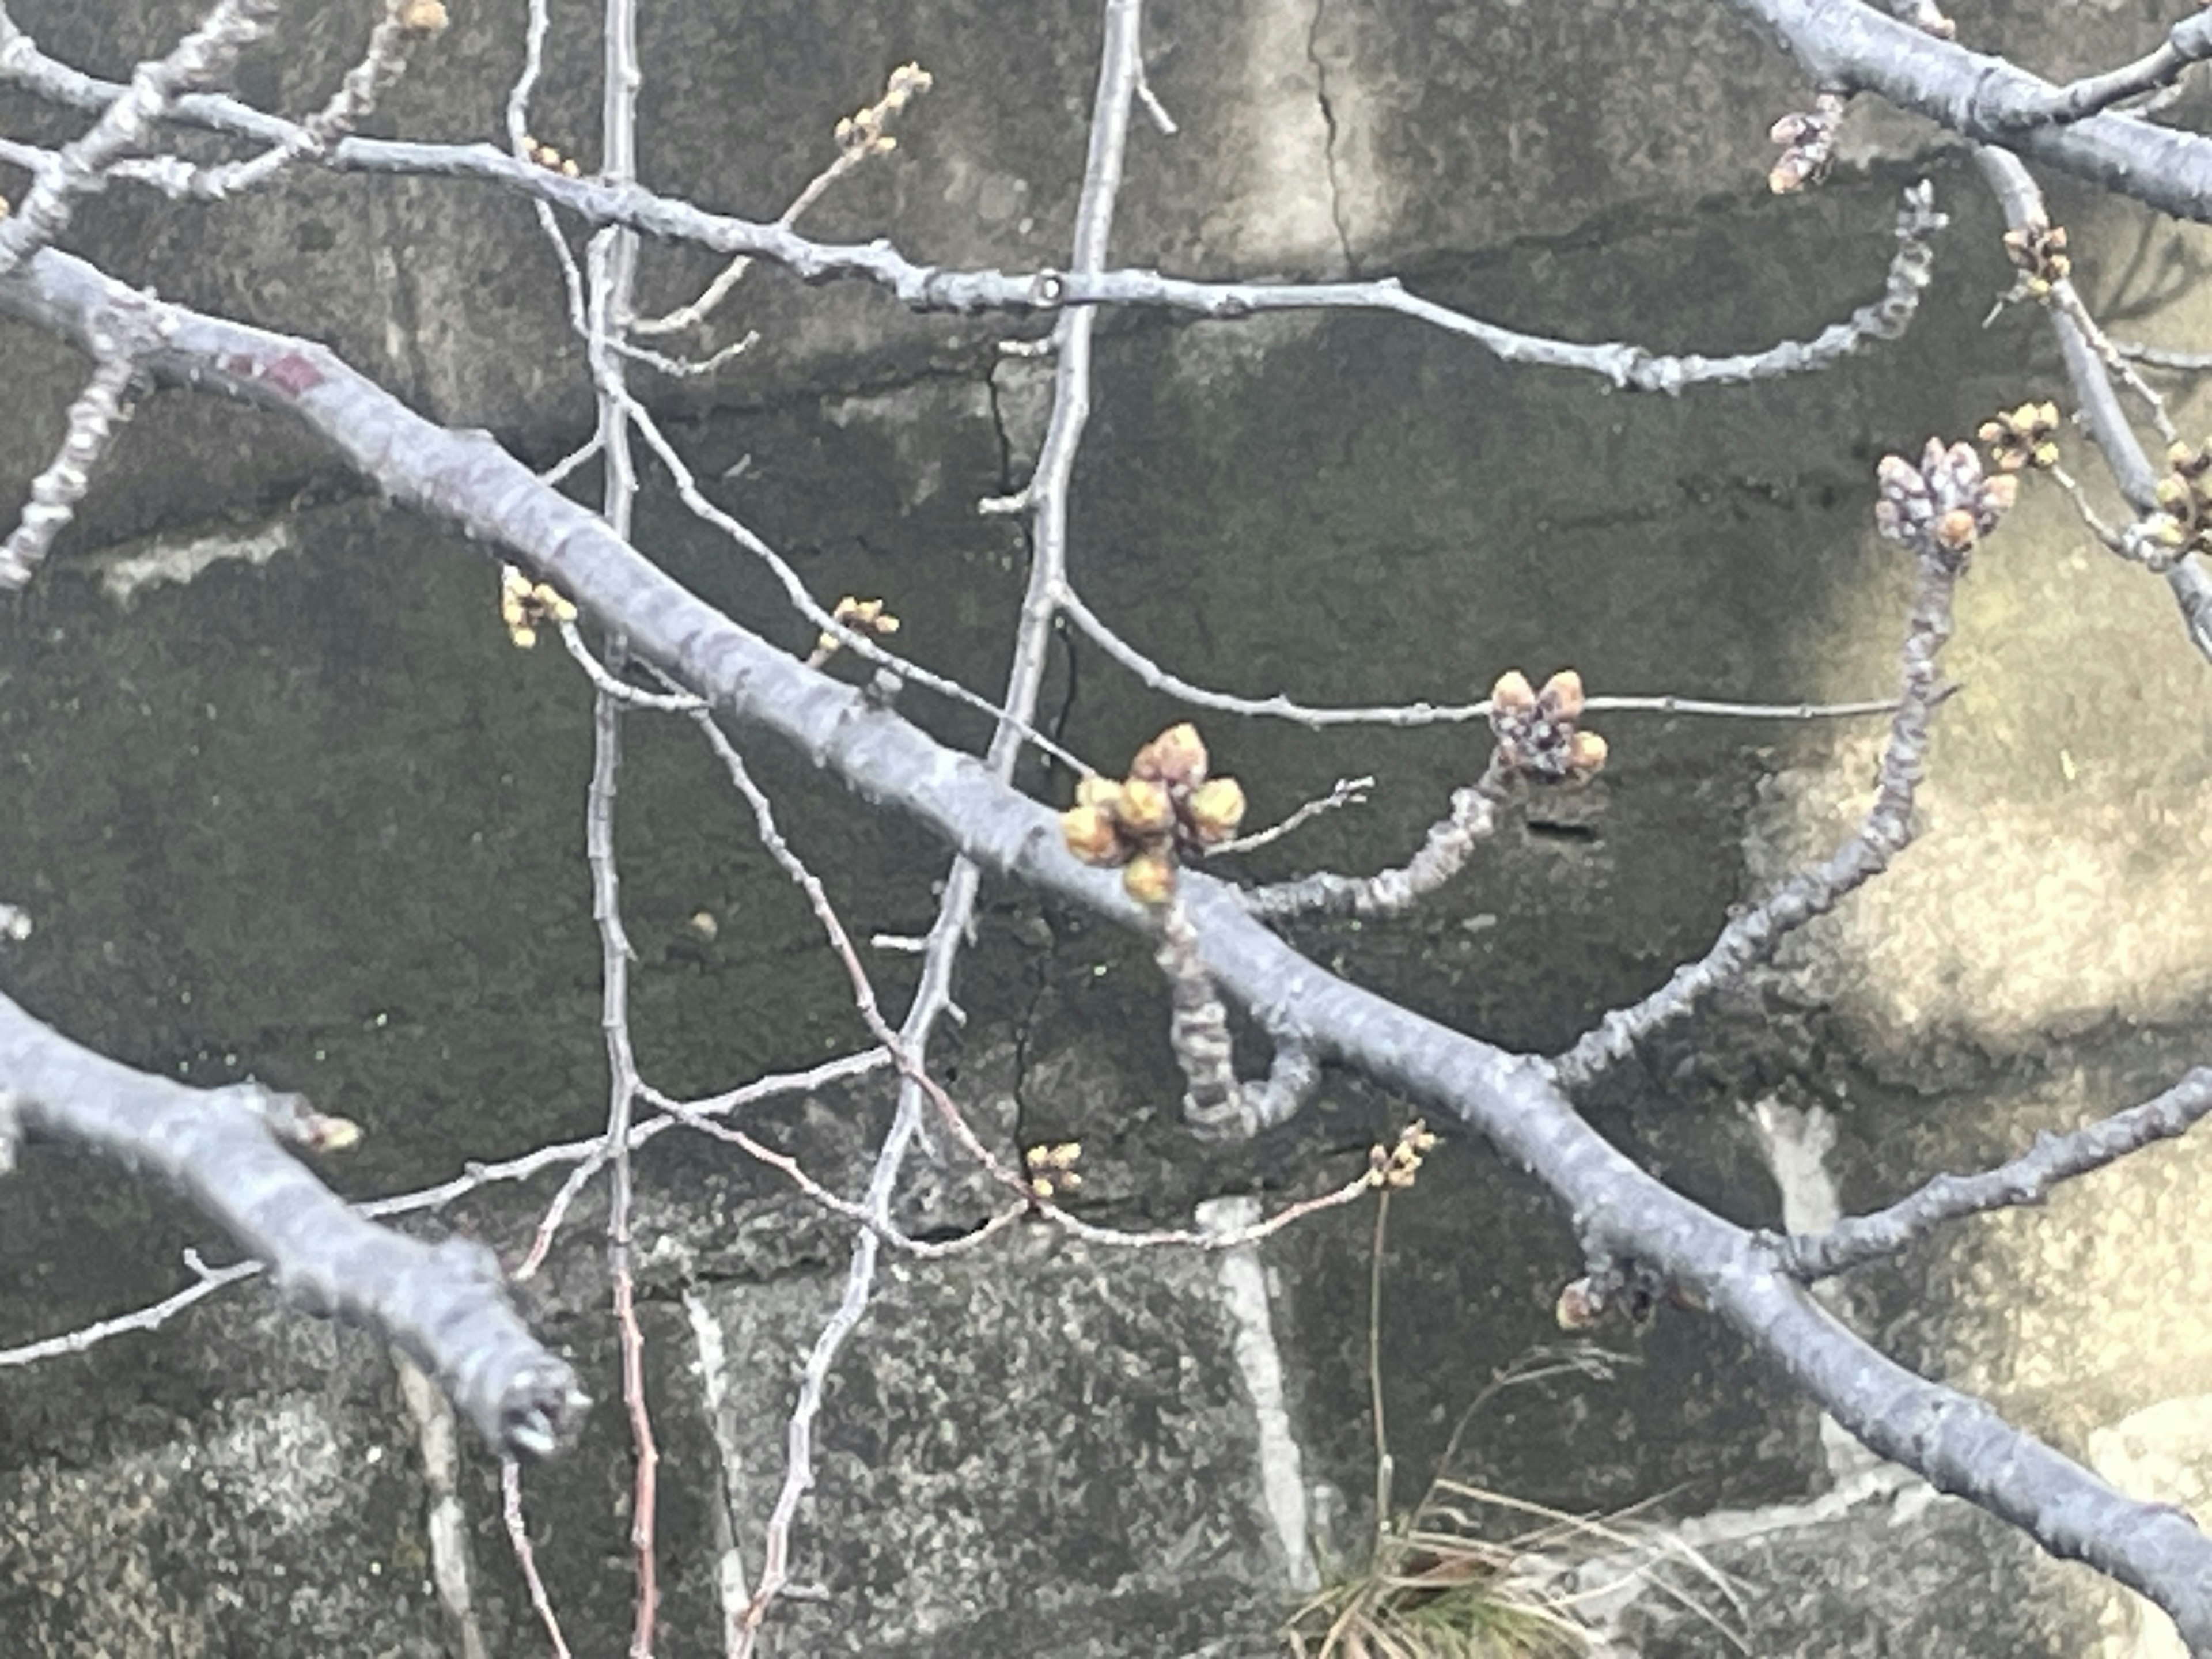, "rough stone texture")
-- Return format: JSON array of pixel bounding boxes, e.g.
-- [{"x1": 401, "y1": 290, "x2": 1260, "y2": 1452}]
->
[
  {"x1": 688, "y1": 1232, "x2": 1289, "y2": 1658},
  {"x1": 1588, "y1": 1474, "x2": 2113, "y2": 1658},
  {"x1": 7, "y1": 5, "x2": 2212, "y2": 1654},
  {"x1": 0, "y1": 1302, "x2": 448, "y2": 1659}
]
